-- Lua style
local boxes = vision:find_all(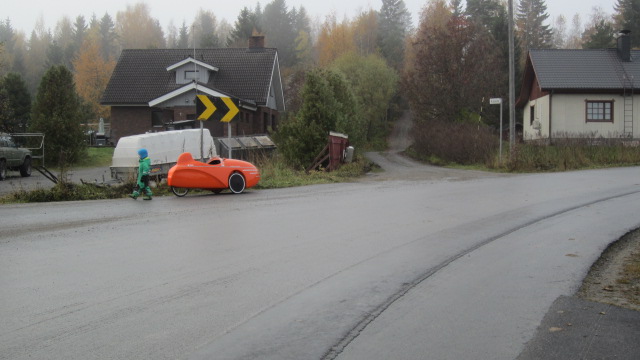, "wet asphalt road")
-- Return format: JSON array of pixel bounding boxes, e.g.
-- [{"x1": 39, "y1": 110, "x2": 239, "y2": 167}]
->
[{"x1": 2, "y1": 163, "x2": 640, "y2": 359}]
